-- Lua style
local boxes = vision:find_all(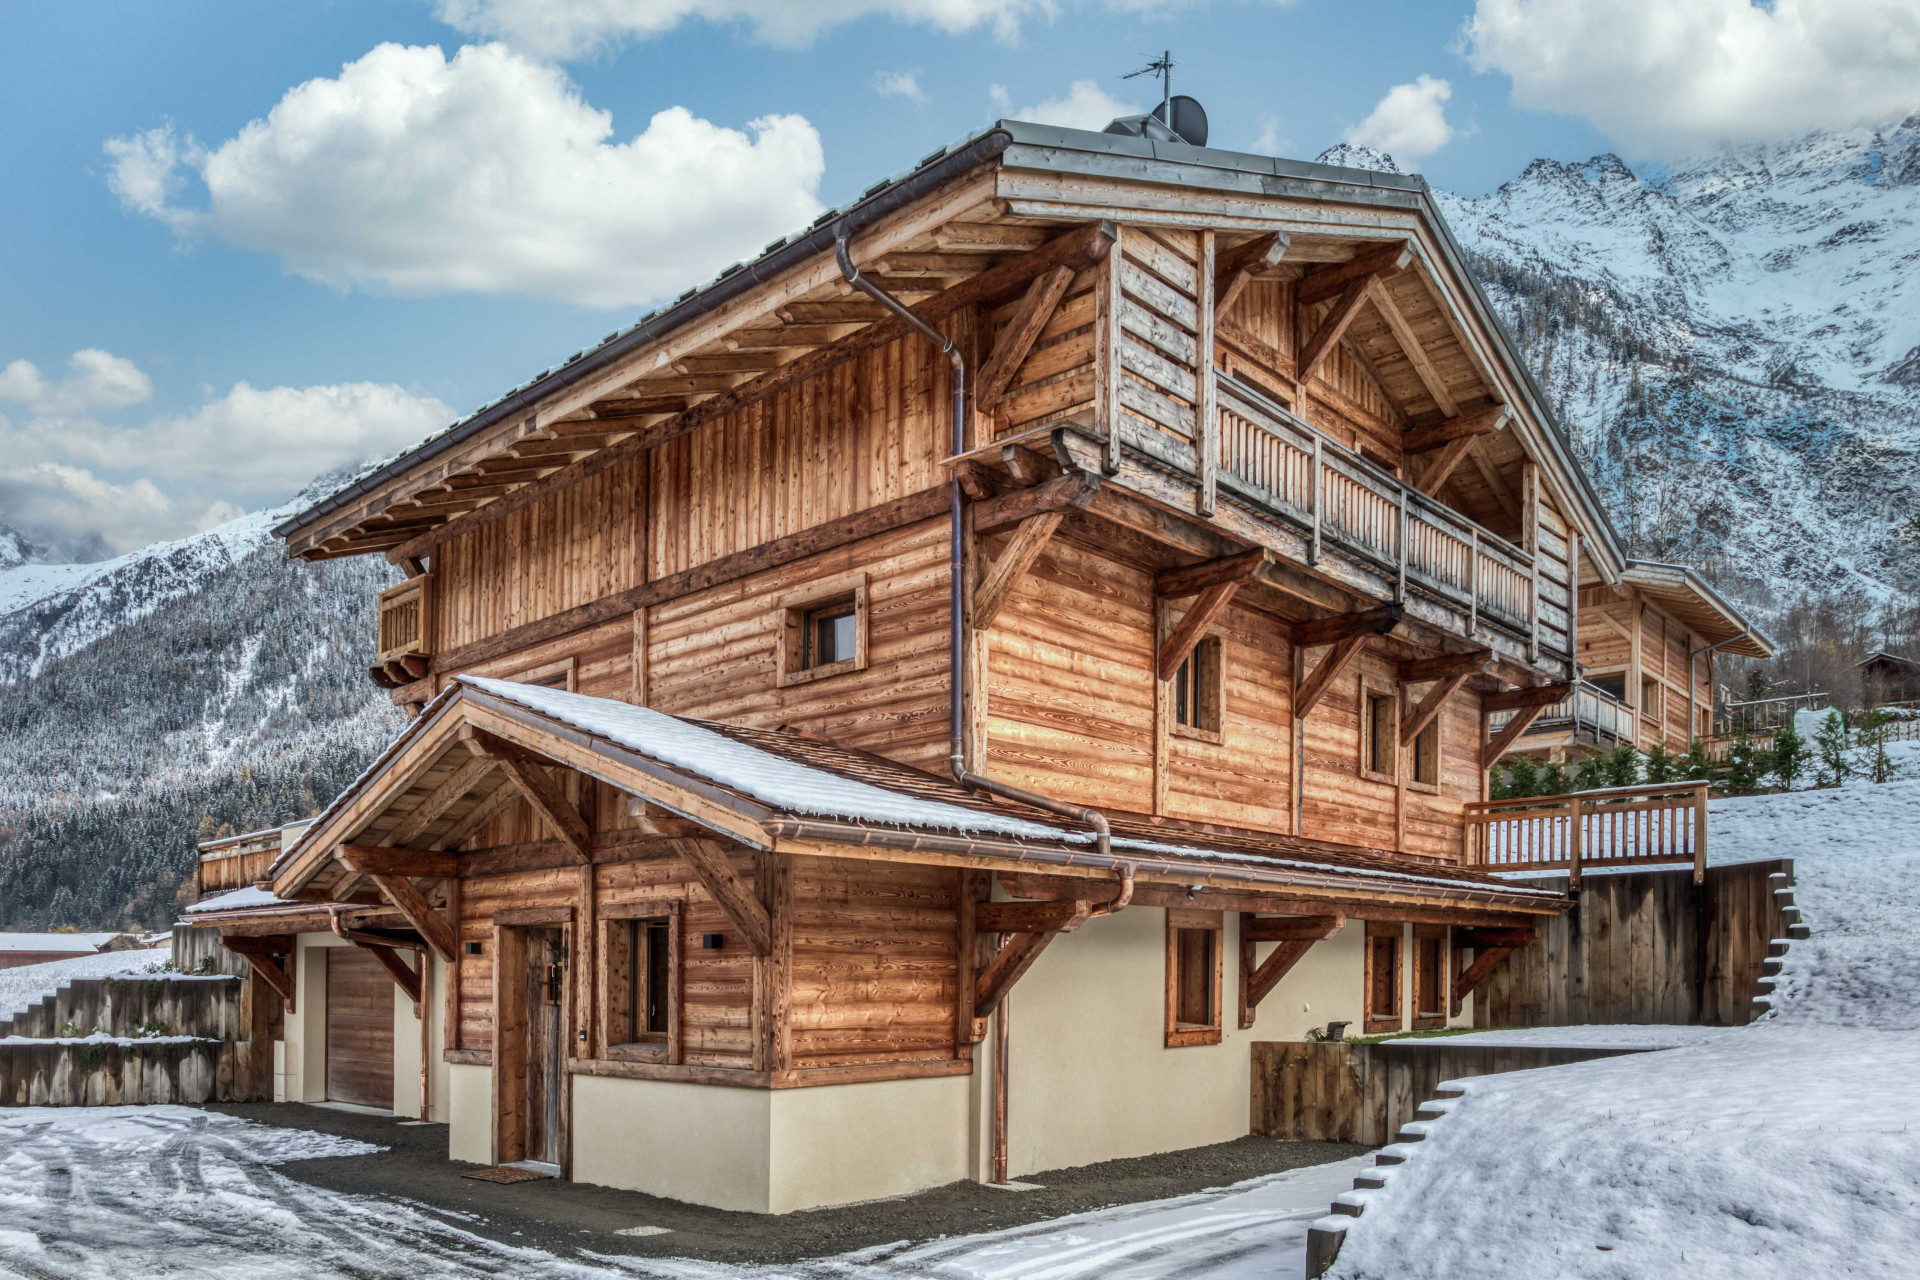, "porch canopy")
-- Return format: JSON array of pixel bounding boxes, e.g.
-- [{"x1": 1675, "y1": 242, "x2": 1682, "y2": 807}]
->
[{"x1": 261, "y1": 677, "x2": 1563, "y2": 931}]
